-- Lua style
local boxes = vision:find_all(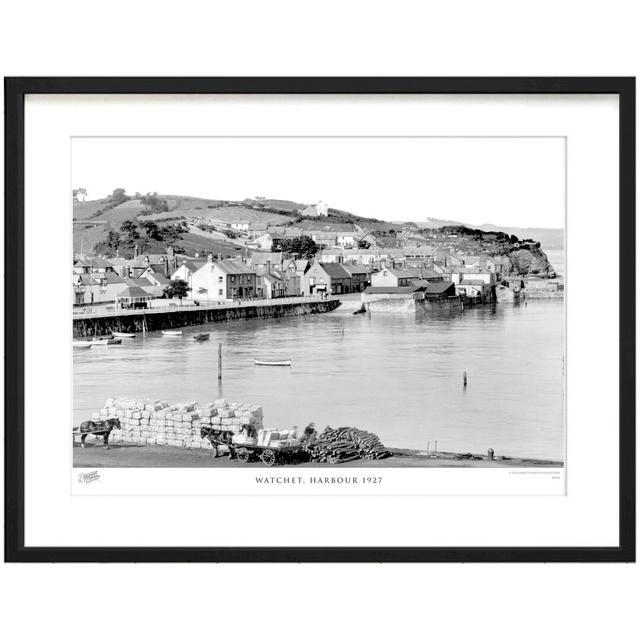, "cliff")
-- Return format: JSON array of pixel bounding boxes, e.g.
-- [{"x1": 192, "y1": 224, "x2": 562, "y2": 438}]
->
[{"x1": 507, "y1": 245, "x2": 556, "y2": 277}]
